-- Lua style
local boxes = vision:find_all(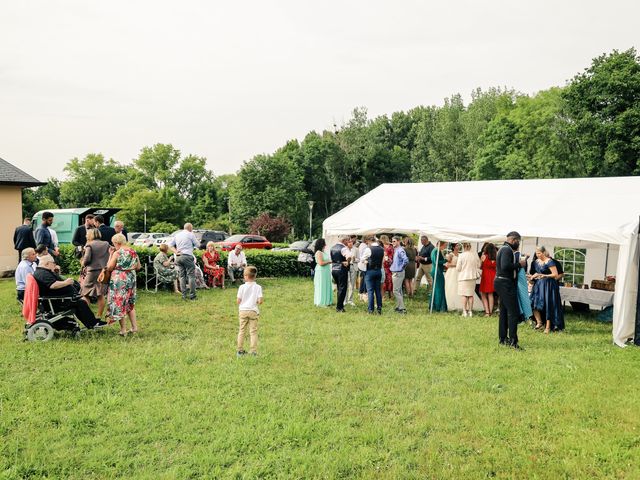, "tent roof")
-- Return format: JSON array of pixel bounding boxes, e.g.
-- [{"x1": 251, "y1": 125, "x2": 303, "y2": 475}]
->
[{"x1": 323, "y1": 177, "x2": 640, "y2": 245}]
